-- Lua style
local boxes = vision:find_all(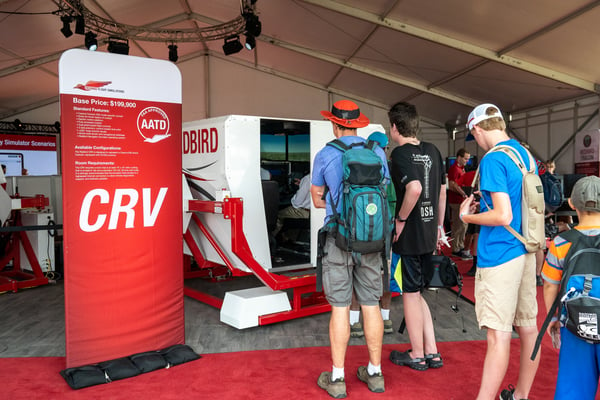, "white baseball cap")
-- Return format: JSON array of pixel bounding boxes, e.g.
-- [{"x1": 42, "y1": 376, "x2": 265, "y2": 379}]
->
[{"x1": 466, "y1": 103, "x2": 504, "y2": 131}]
